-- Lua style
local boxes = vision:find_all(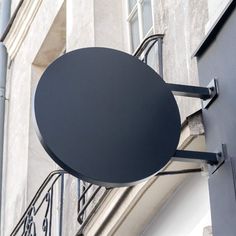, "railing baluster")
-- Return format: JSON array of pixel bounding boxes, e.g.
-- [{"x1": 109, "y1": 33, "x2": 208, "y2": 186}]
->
[{"x1": 77, "y1": 186, "x2": 102, "y2": 224}]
